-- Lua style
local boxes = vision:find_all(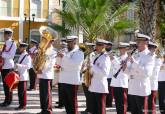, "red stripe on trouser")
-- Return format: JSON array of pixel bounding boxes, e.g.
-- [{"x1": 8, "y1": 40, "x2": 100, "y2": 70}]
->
[
  {"x1": 23, "y1": 81, "x2": 27, "y2": 107},
  {"x1": 151, "y1": 91, "x2": 157, "y2": 114},
  {"x1": 102, "y1": 94, "x2": 106, "y2": 114},
  {"x1": 73, "y1": 85, "x2": 78, "y2": 114},
  {"x1": 144, "y1": 96, "x2": 148, "y2": 114},
  {"x1": 123, "y1": 88, "x2": 127, "y2": 114},
  {"x1": 48, "y1": 80, "x2": 52, "y2": 114}
]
